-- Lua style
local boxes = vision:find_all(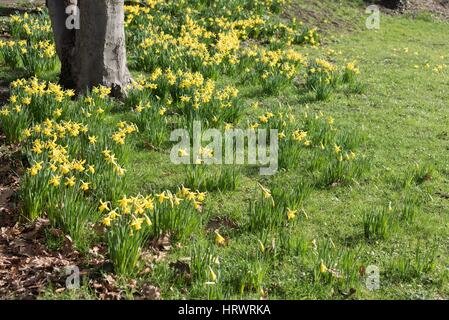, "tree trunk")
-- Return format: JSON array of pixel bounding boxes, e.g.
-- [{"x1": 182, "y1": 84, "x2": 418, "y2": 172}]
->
[
  {"x1": 377, "y1": 0, "x2": 409, "y2": 10},
  {"x1": 46, "y1": 0, "x2": 131, "y2": 97},
  {"x1": 46, "y1": 0, "x2": 76, "y2": 89}
]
